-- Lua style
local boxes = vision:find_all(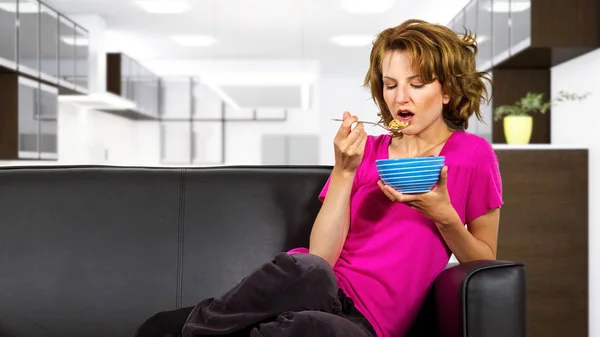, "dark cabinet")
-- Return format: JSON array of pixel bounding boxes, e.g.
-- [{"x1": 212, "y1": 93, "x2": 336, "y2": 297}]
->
[
  {"x1": 448, "y1": 0, "x2": 598, "y2": 70},
  {"x1": 106, "y1": 52, "x2": 160, "y2": 118},
  {"x1": 0, "y1": 0, "x2": 18, "y2": 70},
  {"x1": 0, "y1": 74, "x2": 58, "y2": 160}
]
